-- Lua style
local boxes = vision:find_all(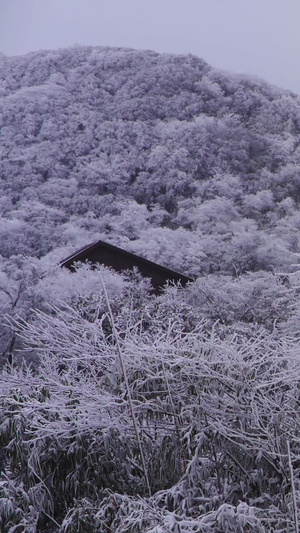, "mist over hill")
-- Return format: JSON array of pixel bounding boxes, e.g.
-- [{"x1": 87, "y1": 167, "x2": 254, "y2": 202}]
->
[{"x1": 2, "y1": 46, "x2": 300, "y2": 532}]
